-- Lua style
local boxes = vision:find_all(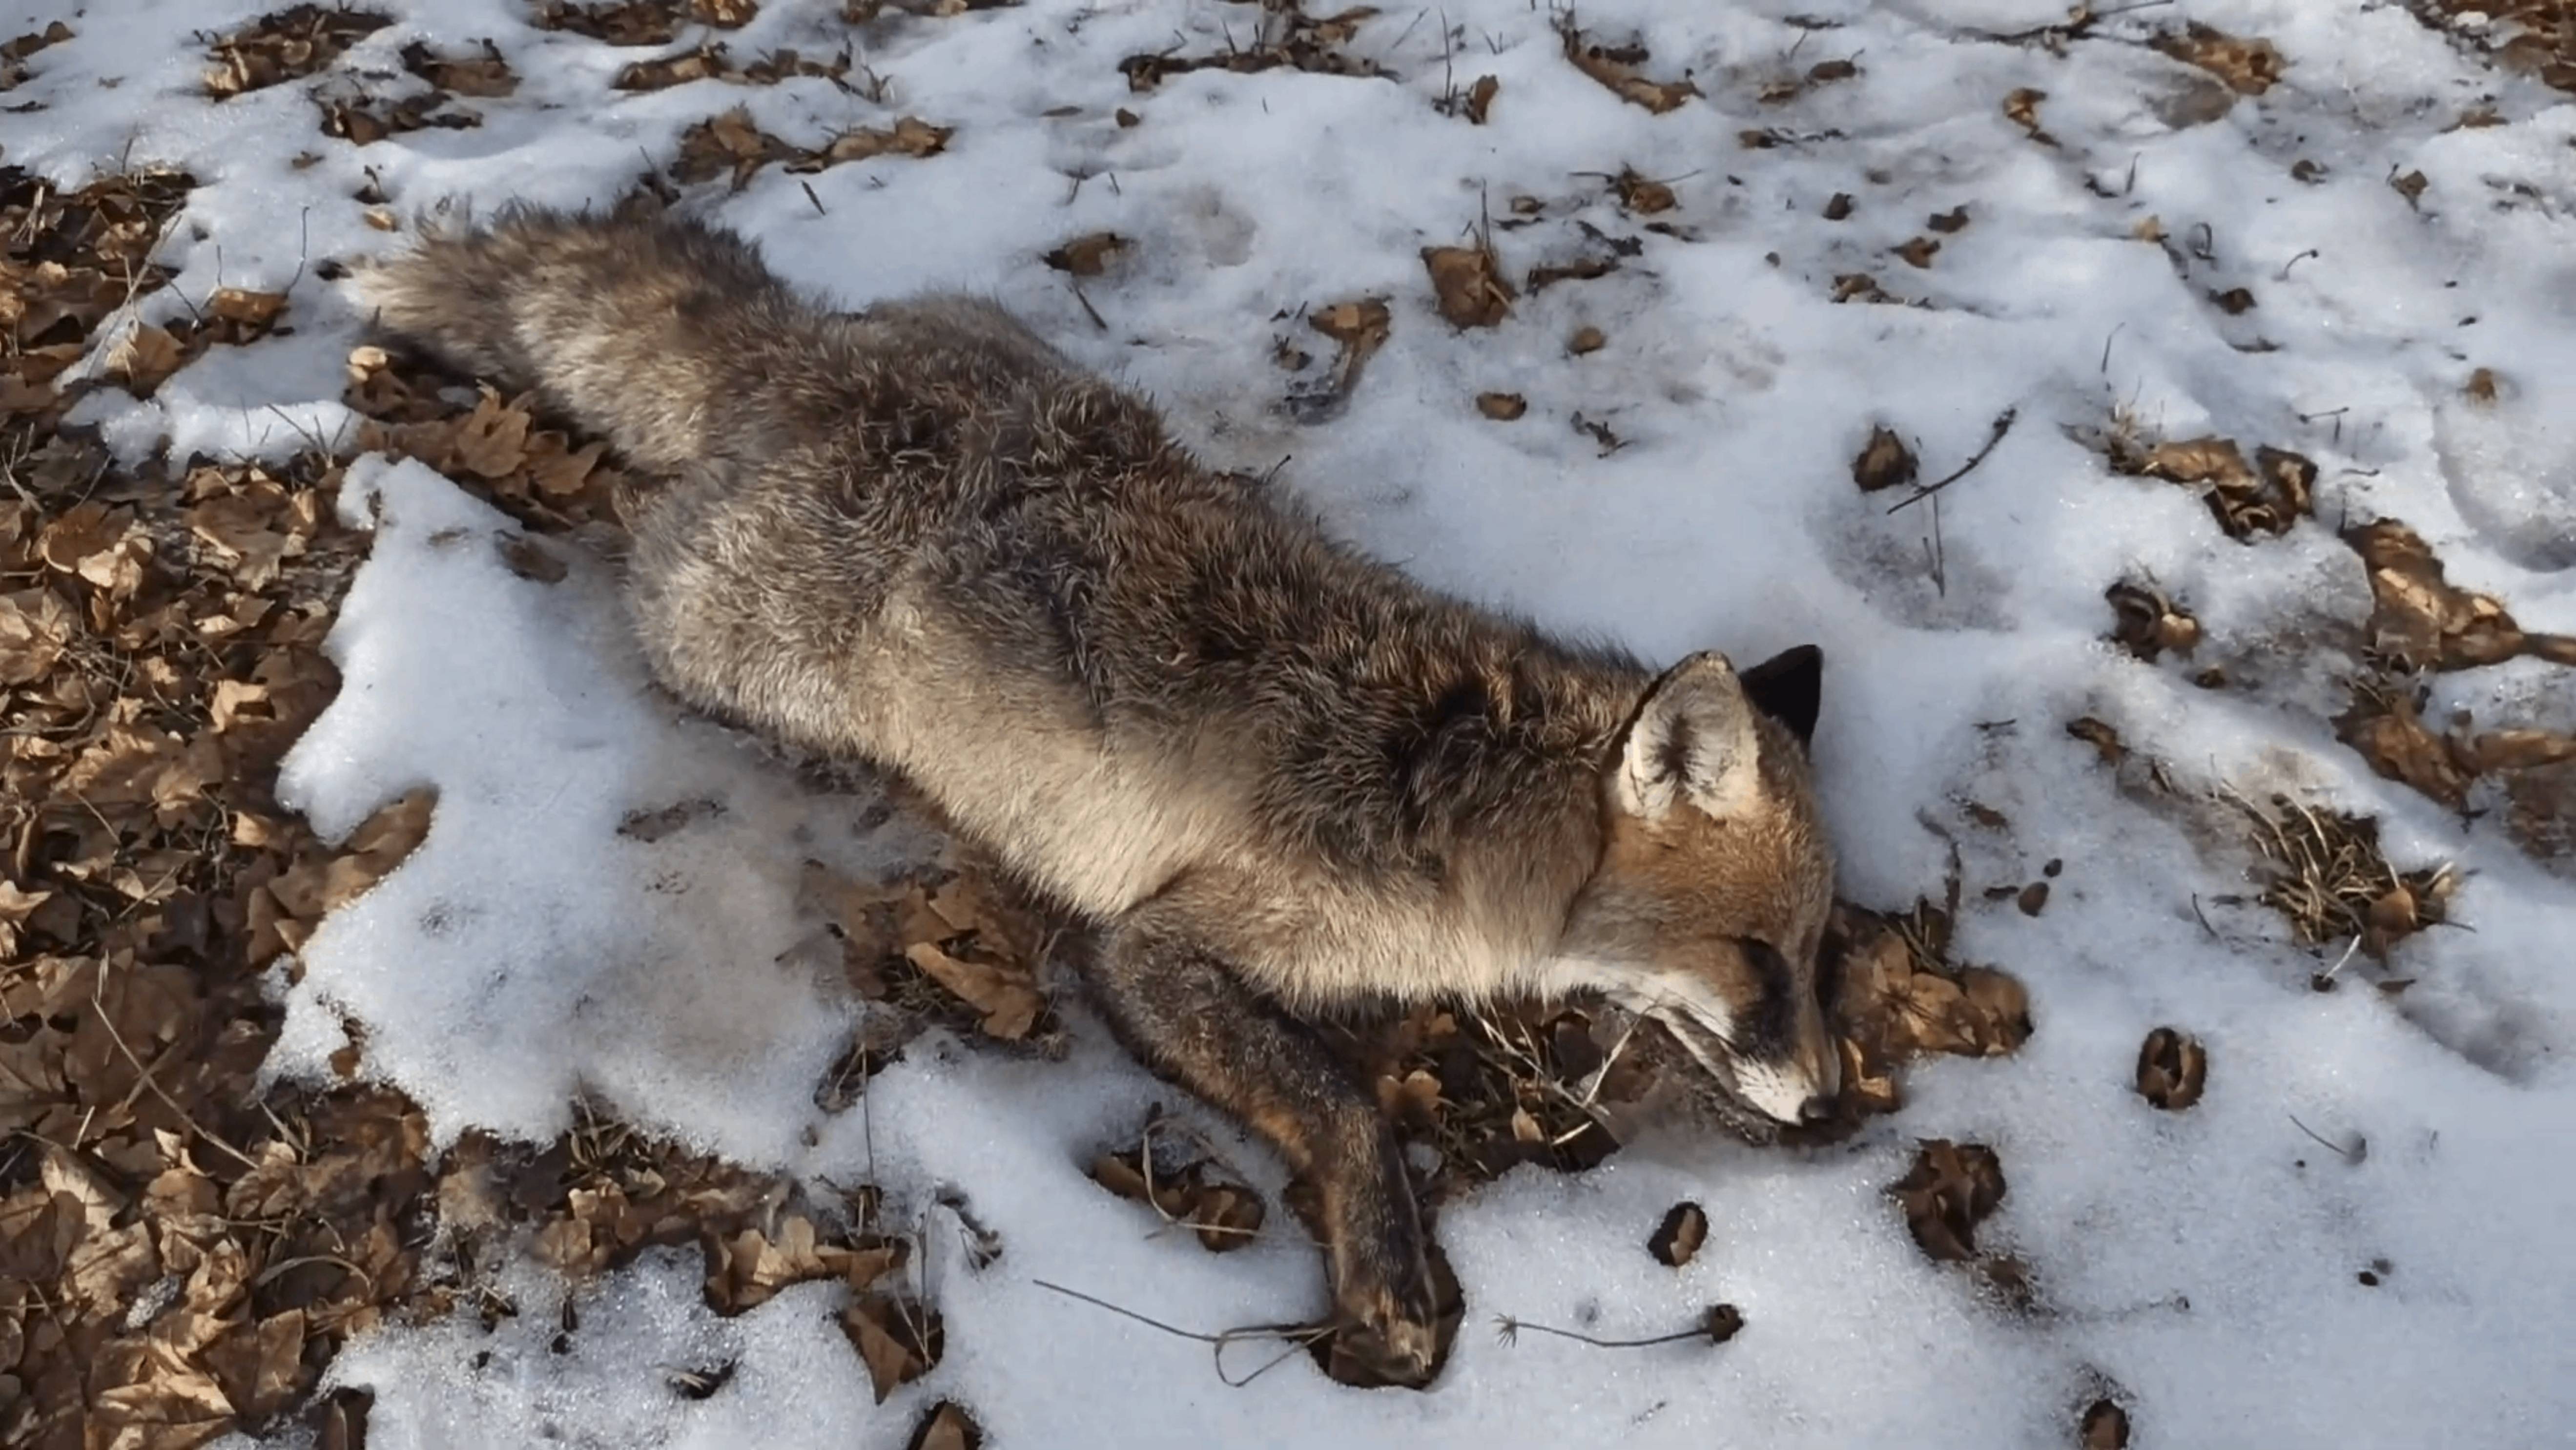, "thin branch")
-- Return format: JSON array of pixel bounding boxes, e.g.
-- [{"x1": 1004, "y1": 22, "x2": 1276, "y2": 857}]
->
[
  {"x1": 1031, "y1": 1279, "x2": 1331, "y2": 1387},
  {"x1": 1886, "y1": 407, "x2": 2018, "y2": 515}
]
